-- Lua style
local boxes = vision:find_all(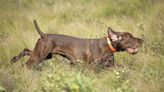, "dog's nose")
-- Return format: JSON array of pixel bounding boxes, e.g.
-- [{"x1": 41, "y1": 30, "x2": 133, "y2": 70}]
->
[{"x1": 140, "y1": 39, "x2": 143, "y2": 44}]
